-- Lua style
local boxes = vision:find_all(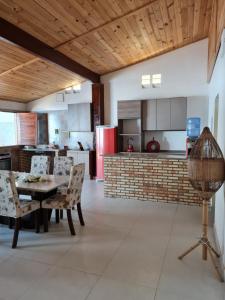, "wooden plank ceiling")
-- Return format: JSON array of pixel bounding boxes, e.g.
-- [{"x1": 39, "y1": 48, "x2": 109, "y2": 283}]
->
[
  {"x1": 0, "y1": 39, "x2": 84, "y2": 102},
  {"x1": 0, "y1": 0, "x2": 212, "y2": 102}
]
